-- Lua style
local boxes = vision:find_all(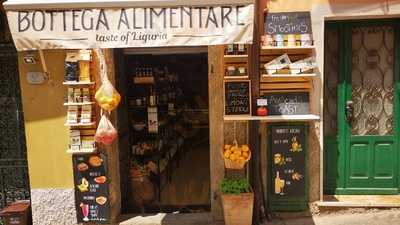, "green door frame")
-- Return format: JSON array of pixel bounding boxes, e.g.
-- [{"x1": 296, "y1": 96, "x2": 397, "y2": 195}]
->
[{"x1": 325, "y1": 19, "x2": 400, "y2": 195}]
